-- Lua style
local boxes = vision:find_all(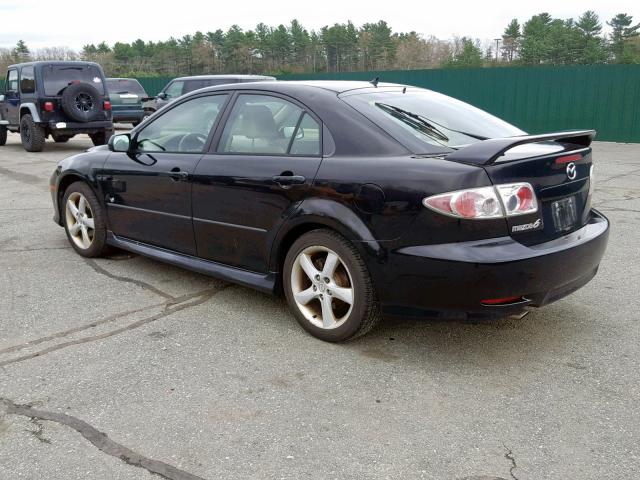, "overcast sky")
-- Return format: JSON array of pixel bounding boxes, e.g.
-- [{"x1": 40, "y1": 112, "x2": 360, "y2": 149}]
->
[{"x1": 1, "y1": 0, "x2": 639, "y2": 50}]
